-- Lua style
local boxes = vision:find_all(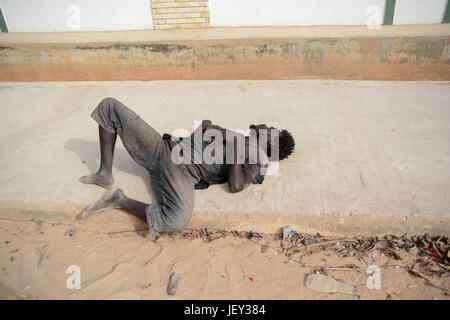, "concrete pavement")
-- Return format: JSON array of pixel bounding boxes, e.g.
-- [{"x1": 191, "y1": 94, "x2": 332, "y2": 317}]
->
[{"x1": 0, "y1": 80, "x2": 449, "y2": 236}]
